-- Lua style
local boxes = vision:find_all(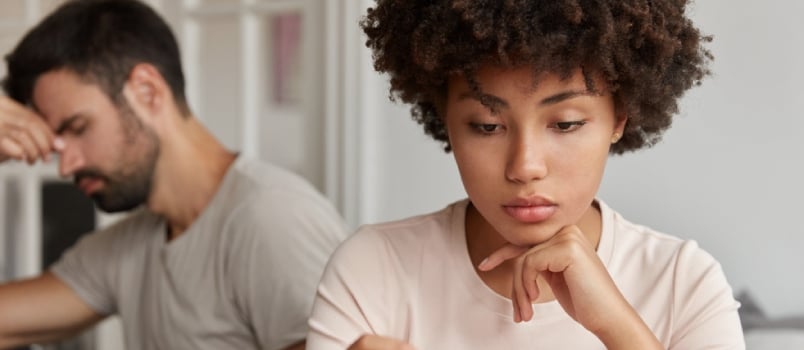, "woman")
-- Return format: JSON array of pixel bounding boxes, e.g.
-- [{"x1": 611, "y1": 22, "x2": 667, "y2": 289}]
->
[{"x1": 308, "y1": 1, "x2": 743, "y2": 349}]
